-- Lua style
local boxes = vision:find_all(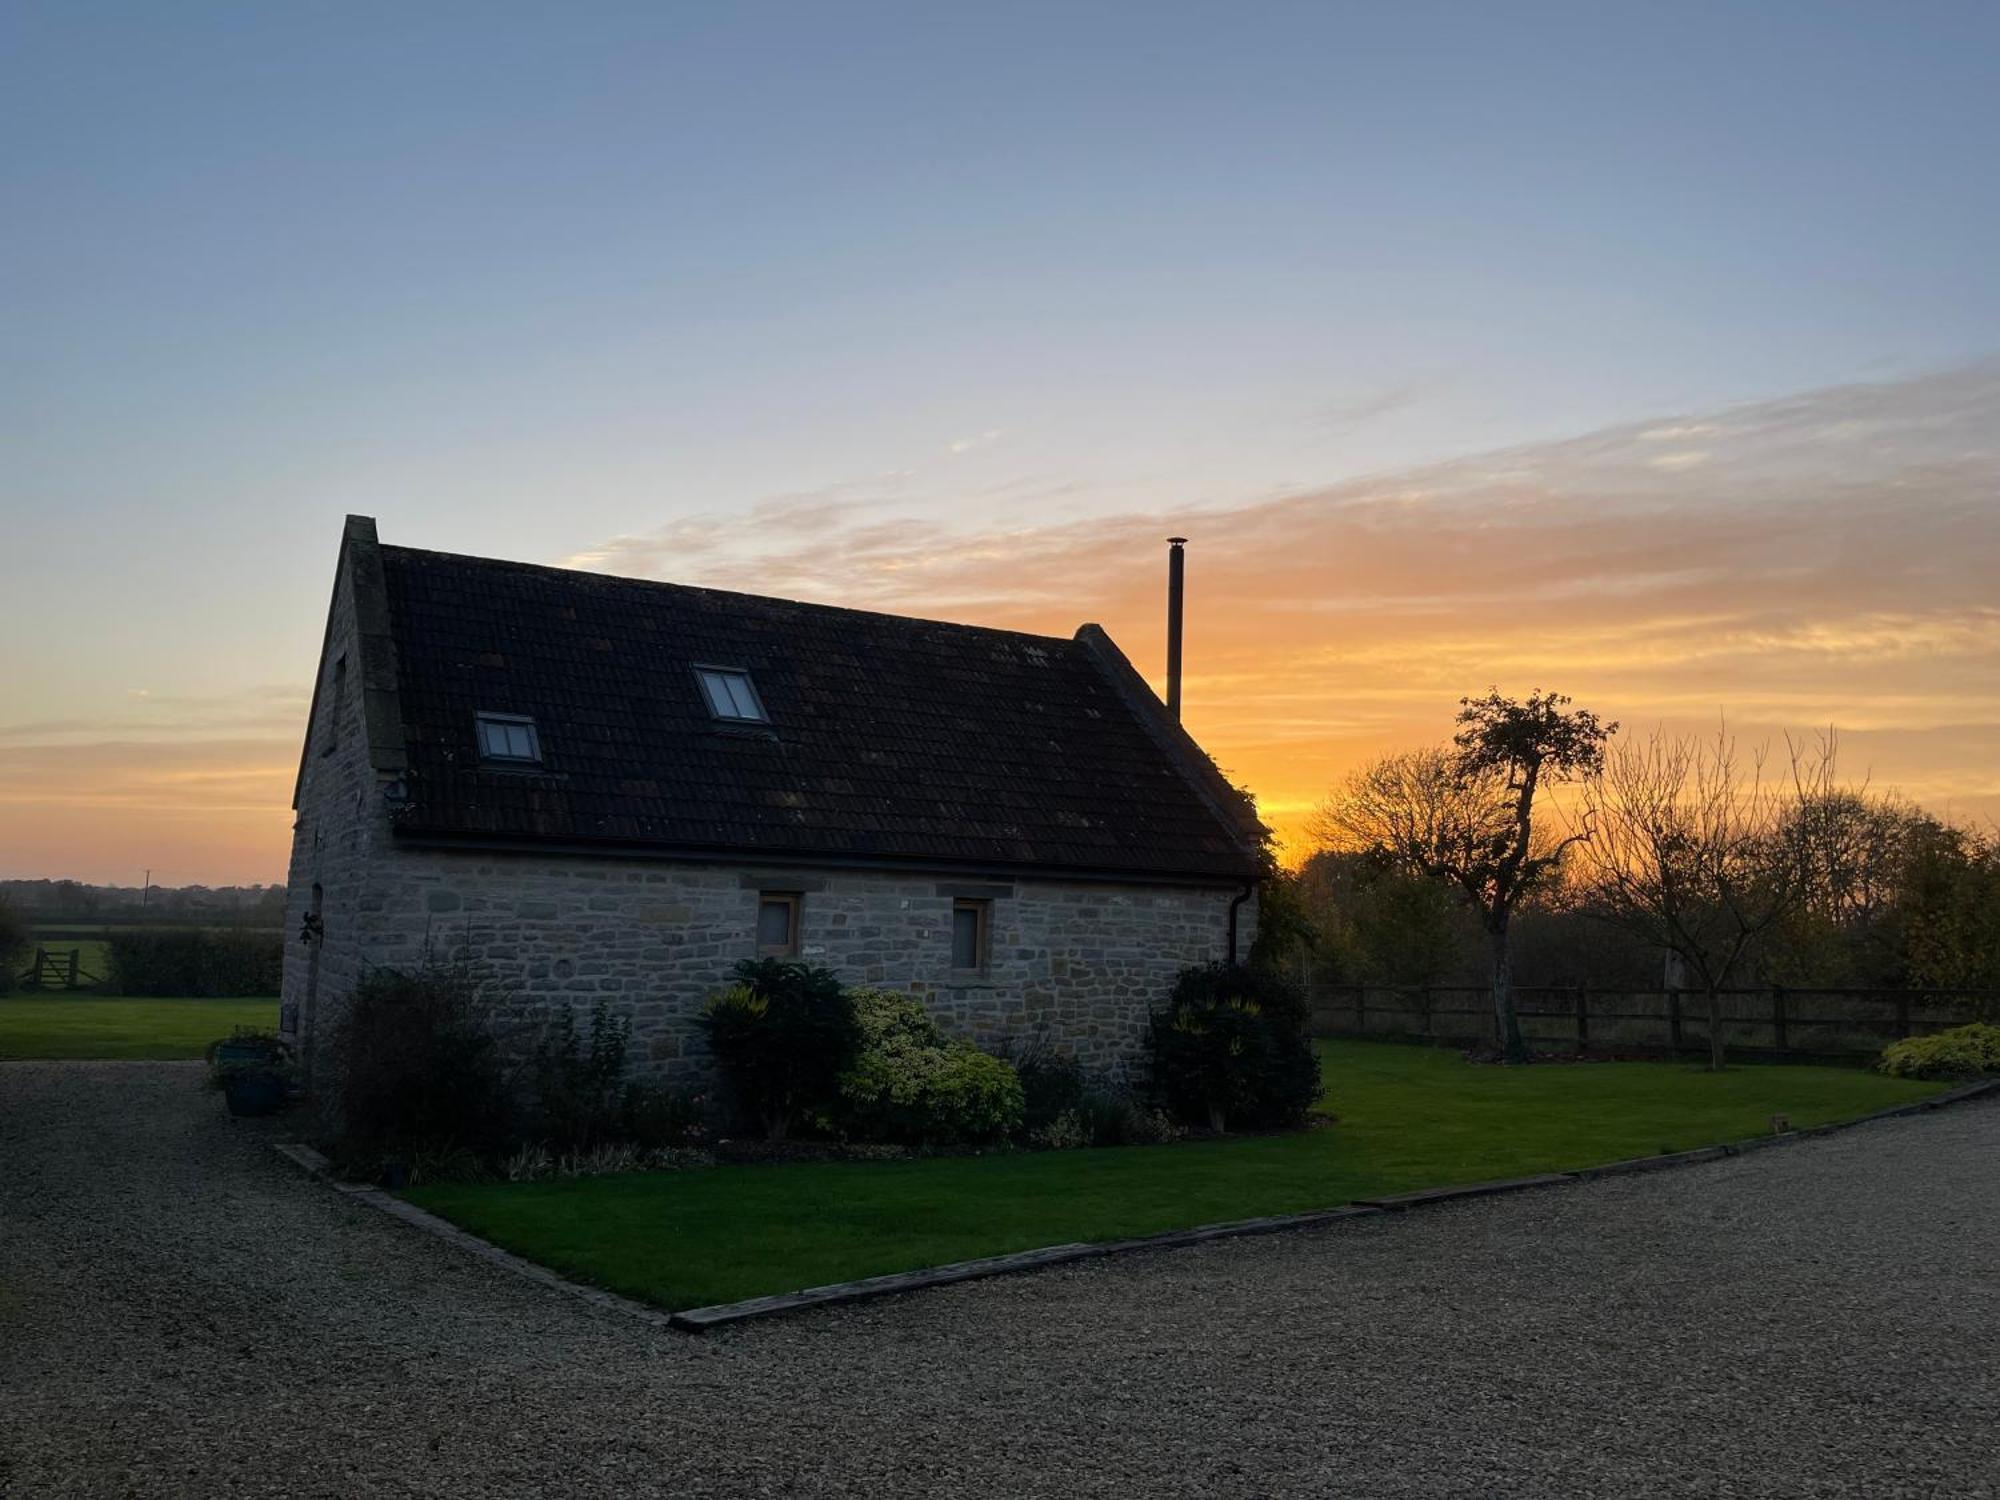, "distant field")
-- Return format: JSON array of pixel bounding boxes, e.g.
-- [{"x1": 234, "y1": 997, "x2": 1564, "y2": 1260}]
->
[{"x1": 0, "y1": 997, "x2": 279, "y2": 1060}]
